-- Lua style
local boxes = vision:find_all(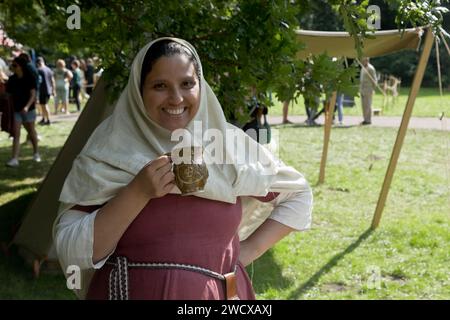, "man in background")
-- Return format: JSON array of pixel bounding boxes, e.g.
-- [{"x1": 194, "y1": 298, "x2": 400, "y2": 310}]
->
[
  {"x1": 36, "y1": 57, "x2": 54, "y2": 125},
  {"x1": 359, "y1": 57, "x2": 377, "y2": 125}
]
